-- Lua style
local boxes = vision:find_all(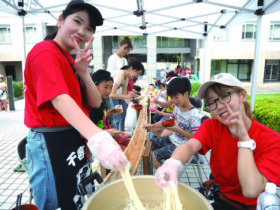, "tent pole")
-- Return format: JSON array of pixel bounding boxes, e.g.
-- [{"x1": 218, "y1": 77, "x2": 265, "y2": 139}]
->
[
  {"x1": 200, "y1": 20, "x2": 208, "y2": 117},
  {"x1": 250, "y1": 14, "x2": 263, "y2": 112},
  {"x1": 20, "y1": 15, "x2": 27, "y2": 81},
  {"x1": 202, "y1": 37, "x2": 207, "y2": 85},
  {"x1": 200, "y1": 36, "x2": 208, "y2": 117}
]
